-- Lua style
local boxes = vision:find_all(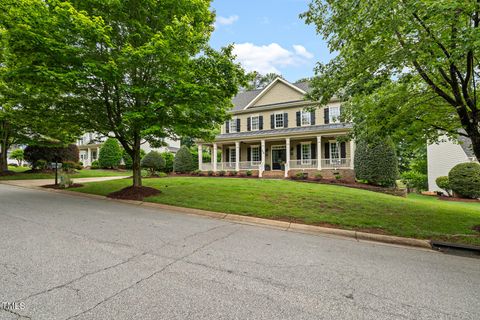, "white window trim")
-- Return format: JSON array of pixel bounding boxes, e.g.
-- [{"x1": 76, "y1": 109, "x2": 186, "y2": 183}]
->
[
  {"x1": 274, "y1": 112, "x2": 284, "y2": 129},
  {"x1": 229, "y1": 118, "x2": 238, "y2": 133},
  {"x1": 329, "y1": 106, "x2": 341, "y2": 124},
  {"x1": 270, "y1": 145, "x2": 287, "y2": 170},
  {"x1": 300, "y1": 110, "x2": 311, "y2": 126},
  {"x1": 301, "y1": 142, "x2": 312, "y2": 164},
  {"x1": 228, "y1": 146, "x2": 236, "y2": 163},
  {"x1": 329, "y1": 140, "x2": 340, "y2": 160},
  {"x1": 250, "y1": 145, "x2": 260, "y2": 163},
  {"x1": 250, "y1": 115, "x2": 260, "y2": 131}
]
